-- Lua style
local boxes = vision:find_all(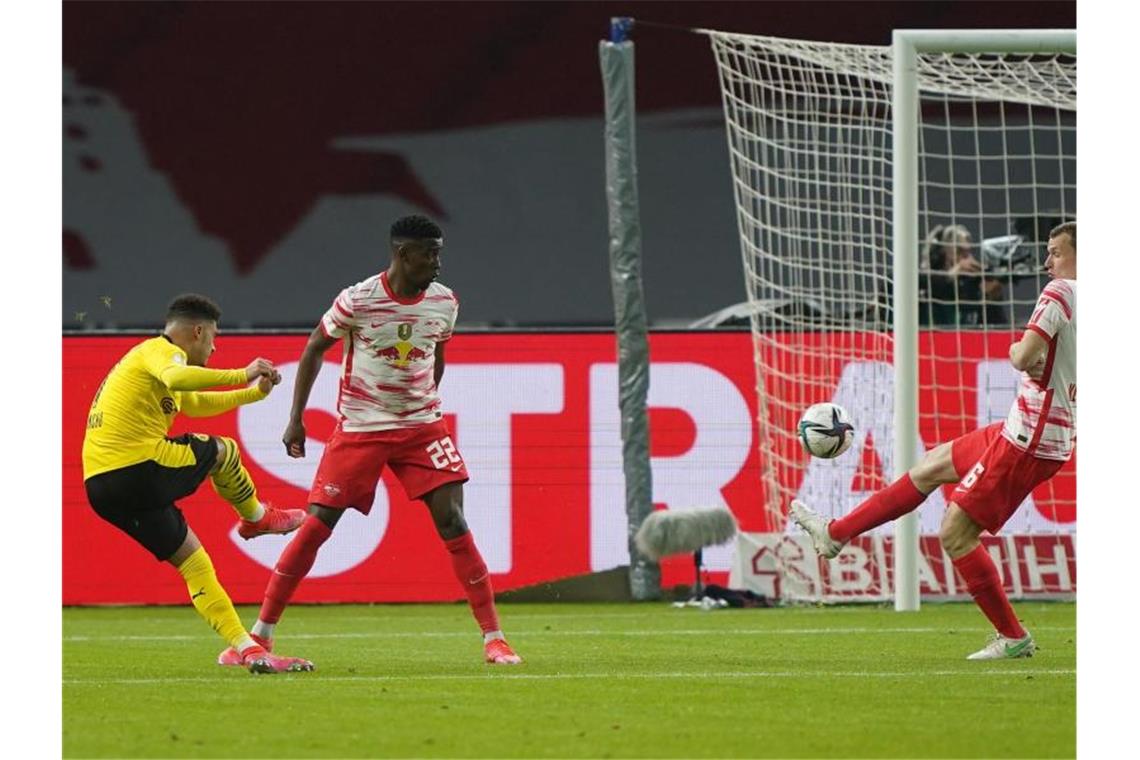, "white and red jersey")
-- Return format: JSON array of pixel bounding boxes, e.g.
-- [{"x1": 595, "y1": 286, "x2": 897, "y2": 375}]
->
[
  {"x1": 1002, "y1": 278, "x2": 1076, "y2": 461},
  {"x1": 320, "y1": 271, "x2": 458, "y2": 432}
]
